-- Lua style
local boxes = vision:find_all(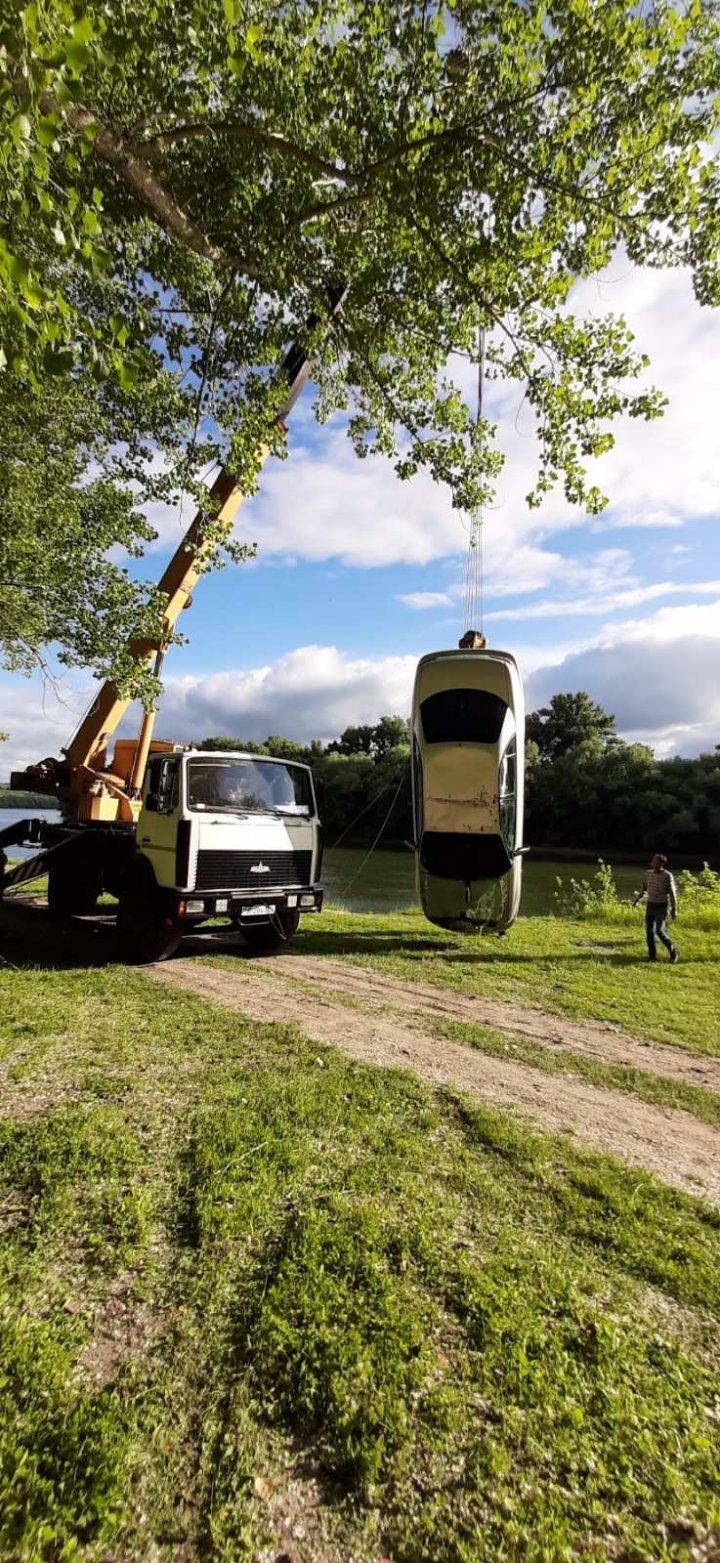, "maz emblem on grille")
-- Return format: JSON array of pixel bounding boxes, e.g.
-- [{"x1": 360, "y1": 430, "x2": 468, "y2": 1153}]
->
[{"x1": 250, "y1": 861, "x2": 270, "y2": 874}]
